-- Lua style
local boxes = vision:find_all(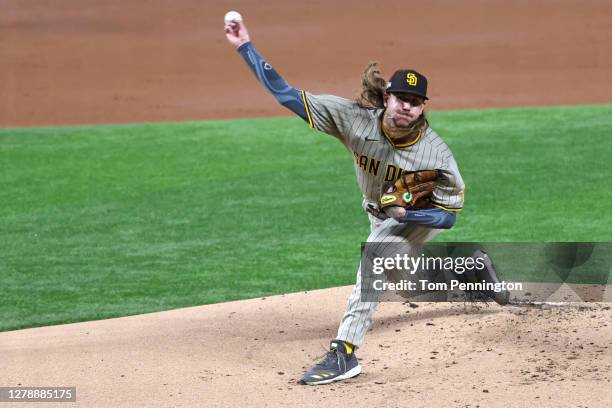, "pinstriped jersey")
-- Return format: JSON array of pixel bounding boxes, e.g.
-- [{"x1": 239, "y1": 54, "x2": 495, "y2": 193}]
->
[{"x1": 302, "y1": 92, "x2": 465, "y2": 211}]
